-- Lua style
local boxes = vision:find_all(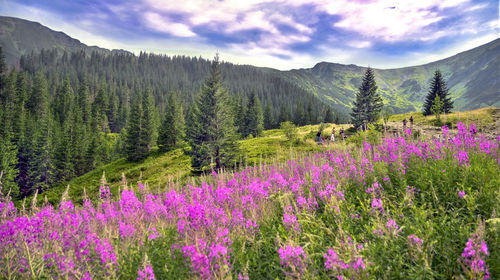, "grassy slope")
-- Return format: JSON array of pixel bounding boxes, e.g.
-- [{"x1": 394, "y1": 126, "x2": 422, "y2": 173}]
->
[
  {"x1": 28, "y1": 107, "x2": 498, "y2": 207},
  {"x1": 388, "y1": 106, "x2": 497, "y2": 127},
  {"x1": 33, "y1": 125, "x2": 339, "y2": 206}
]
